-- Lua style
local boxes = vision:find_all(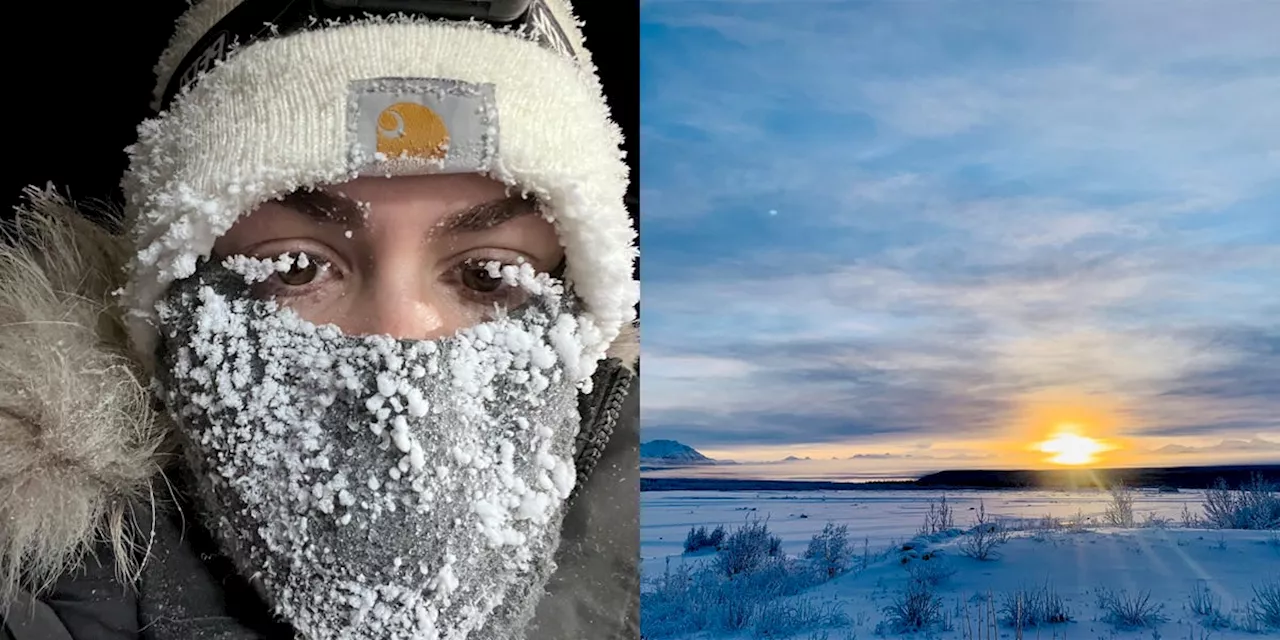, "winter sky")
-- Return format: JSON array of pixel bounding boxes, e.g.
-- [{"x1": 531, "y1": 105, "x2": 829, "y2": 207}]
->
[{"x1": 639, "y1": 0, "x2": 1280, "y2": 475}]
